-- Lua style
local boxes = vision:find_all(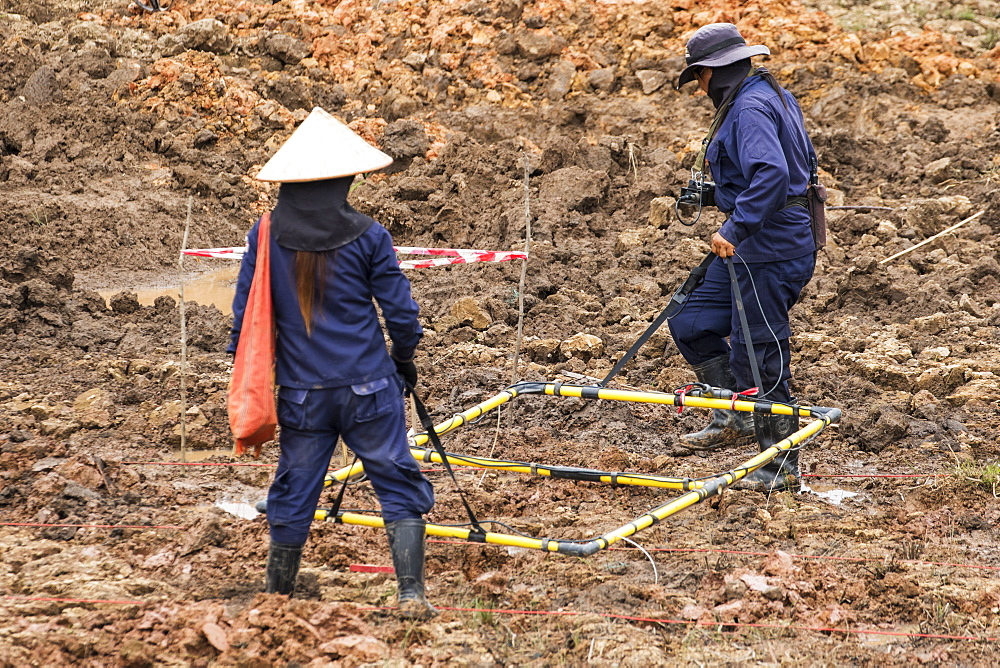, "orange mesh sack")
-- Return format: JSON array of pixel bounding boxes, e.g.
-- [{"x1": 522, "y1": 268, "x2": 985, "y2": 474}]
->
[{"x1": 228, "y1": 213, "x2": 277, "y2": 458}]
